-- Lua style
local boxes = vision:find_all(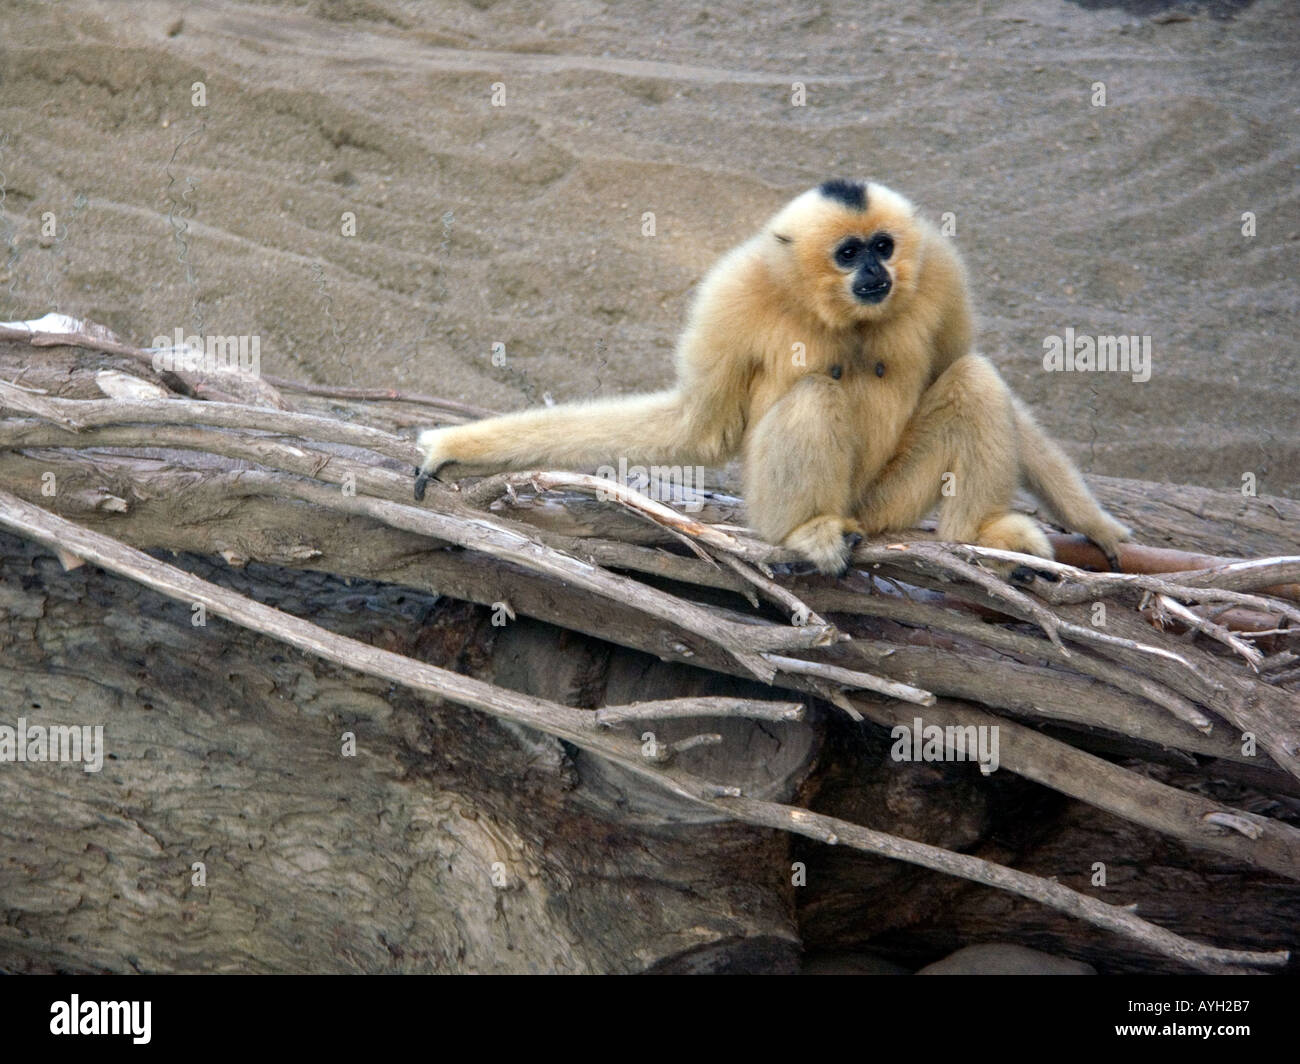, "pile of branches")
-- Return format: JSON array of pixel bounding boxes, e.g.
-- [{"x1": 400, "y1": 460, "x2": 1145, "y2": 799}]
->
[{"x1": 1, "y1": 316, "x2": 1297, "y2": 973}]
